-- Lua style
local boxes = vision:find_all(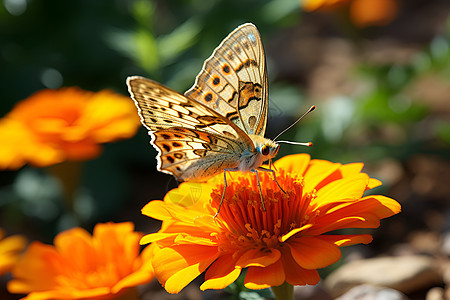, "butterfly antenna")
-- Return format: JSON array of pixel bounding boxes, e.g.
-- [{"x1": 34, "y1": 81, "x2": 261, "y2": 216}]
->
[
  {"x1": 273, "y1": 105, "x2": 316, "y2": 142},
  {"x1": 276, "y1": 141, "x2": 313, "y2": 147}
]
